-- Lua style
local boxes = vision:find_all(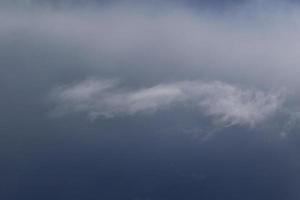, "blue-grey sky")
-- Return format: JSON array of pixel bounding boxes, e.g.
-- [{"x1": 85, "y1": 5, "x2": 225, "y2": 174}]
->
[{"x1": 2, "y1": 0, "x2": 300, "y2": 200}]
